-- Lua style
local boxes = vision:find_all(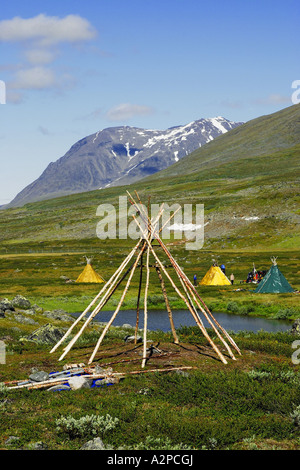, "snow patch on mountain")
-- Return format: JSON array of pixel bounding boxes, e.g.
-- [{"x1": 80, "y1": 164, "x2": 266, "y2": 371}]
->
[{"x1": 7, "y1": 116, "x2": 243, "y2": 207}]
